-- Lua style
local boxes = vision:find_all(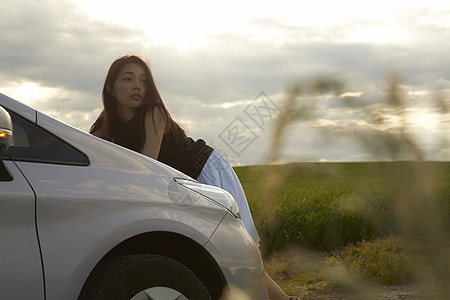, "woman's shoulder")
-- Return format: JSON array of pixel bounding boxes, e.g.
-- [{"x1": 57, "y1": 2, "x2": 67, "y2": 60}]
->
[
  {"x1": 91, "y1": 128, "x2": 103, "y2": 138},
  {"x1": 90, "y1": 111, "x2": 105, "y2": 138},
  {"x1": 146, "y1": 105, "x2": 165, "y2": 118}
]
